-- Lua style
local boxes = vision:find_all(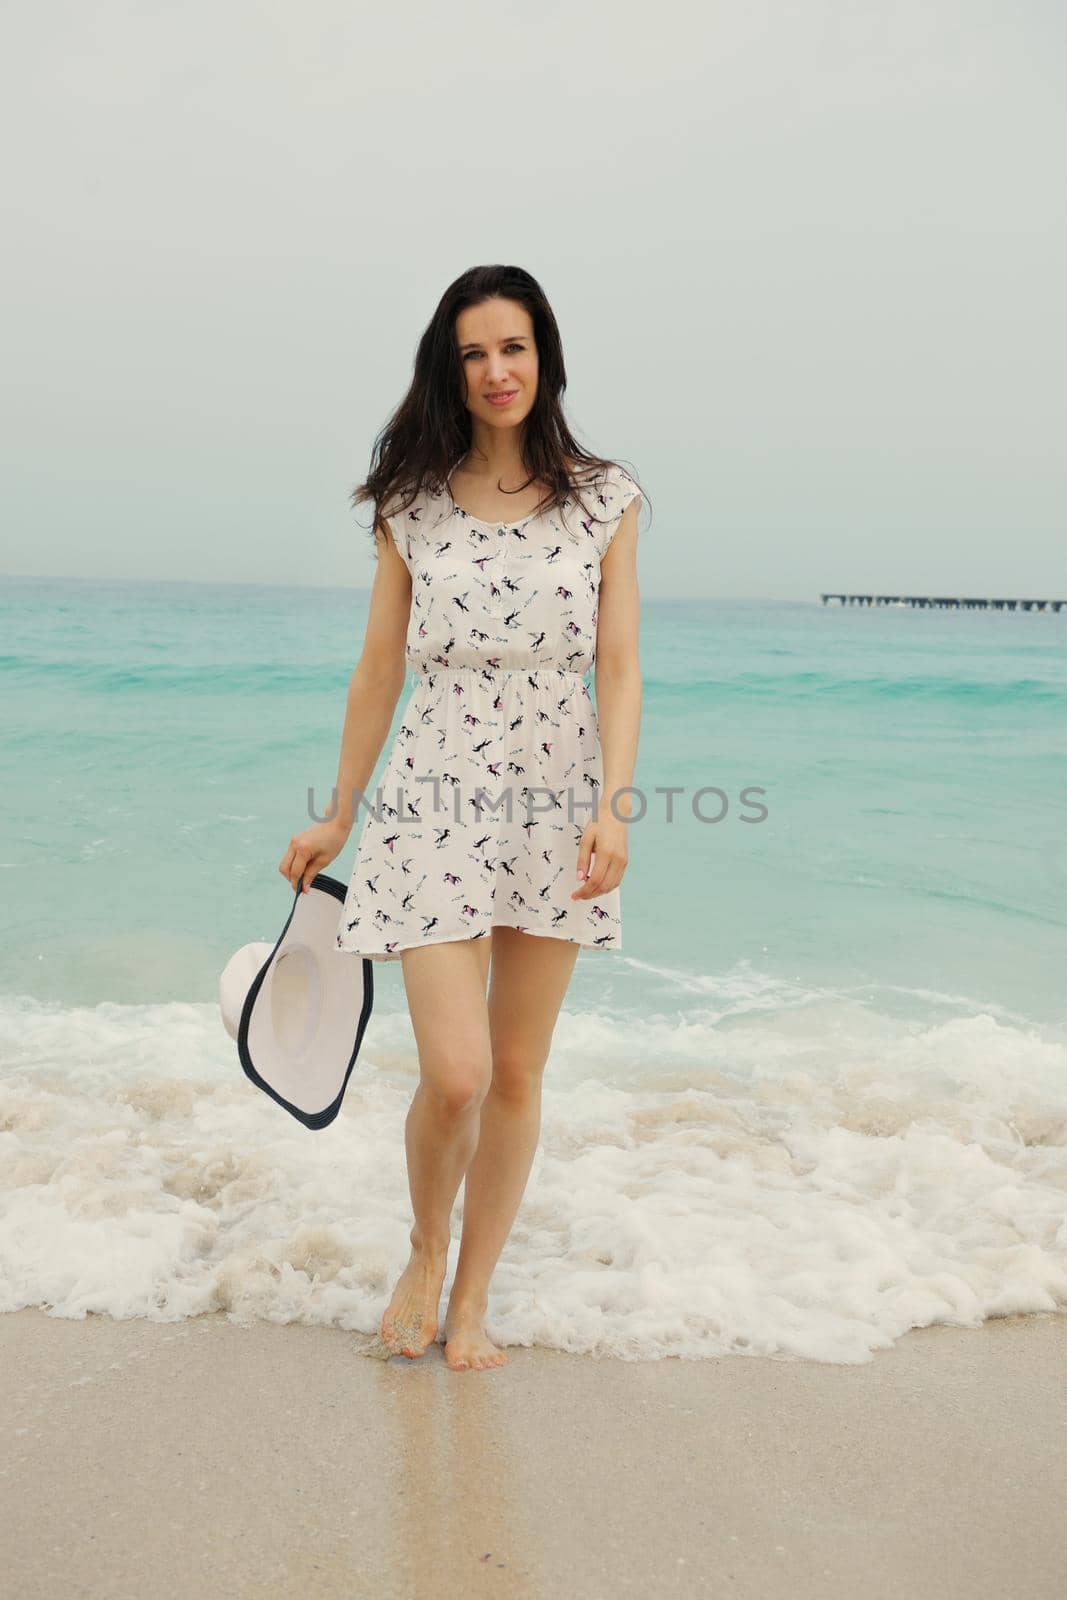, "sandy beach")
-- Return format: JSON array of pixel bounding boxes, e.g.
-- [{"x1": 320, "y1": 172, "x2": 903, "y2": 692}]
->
[{"x1": 3, "y1": 1306, "x2": 1064, "y2": 1599}]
